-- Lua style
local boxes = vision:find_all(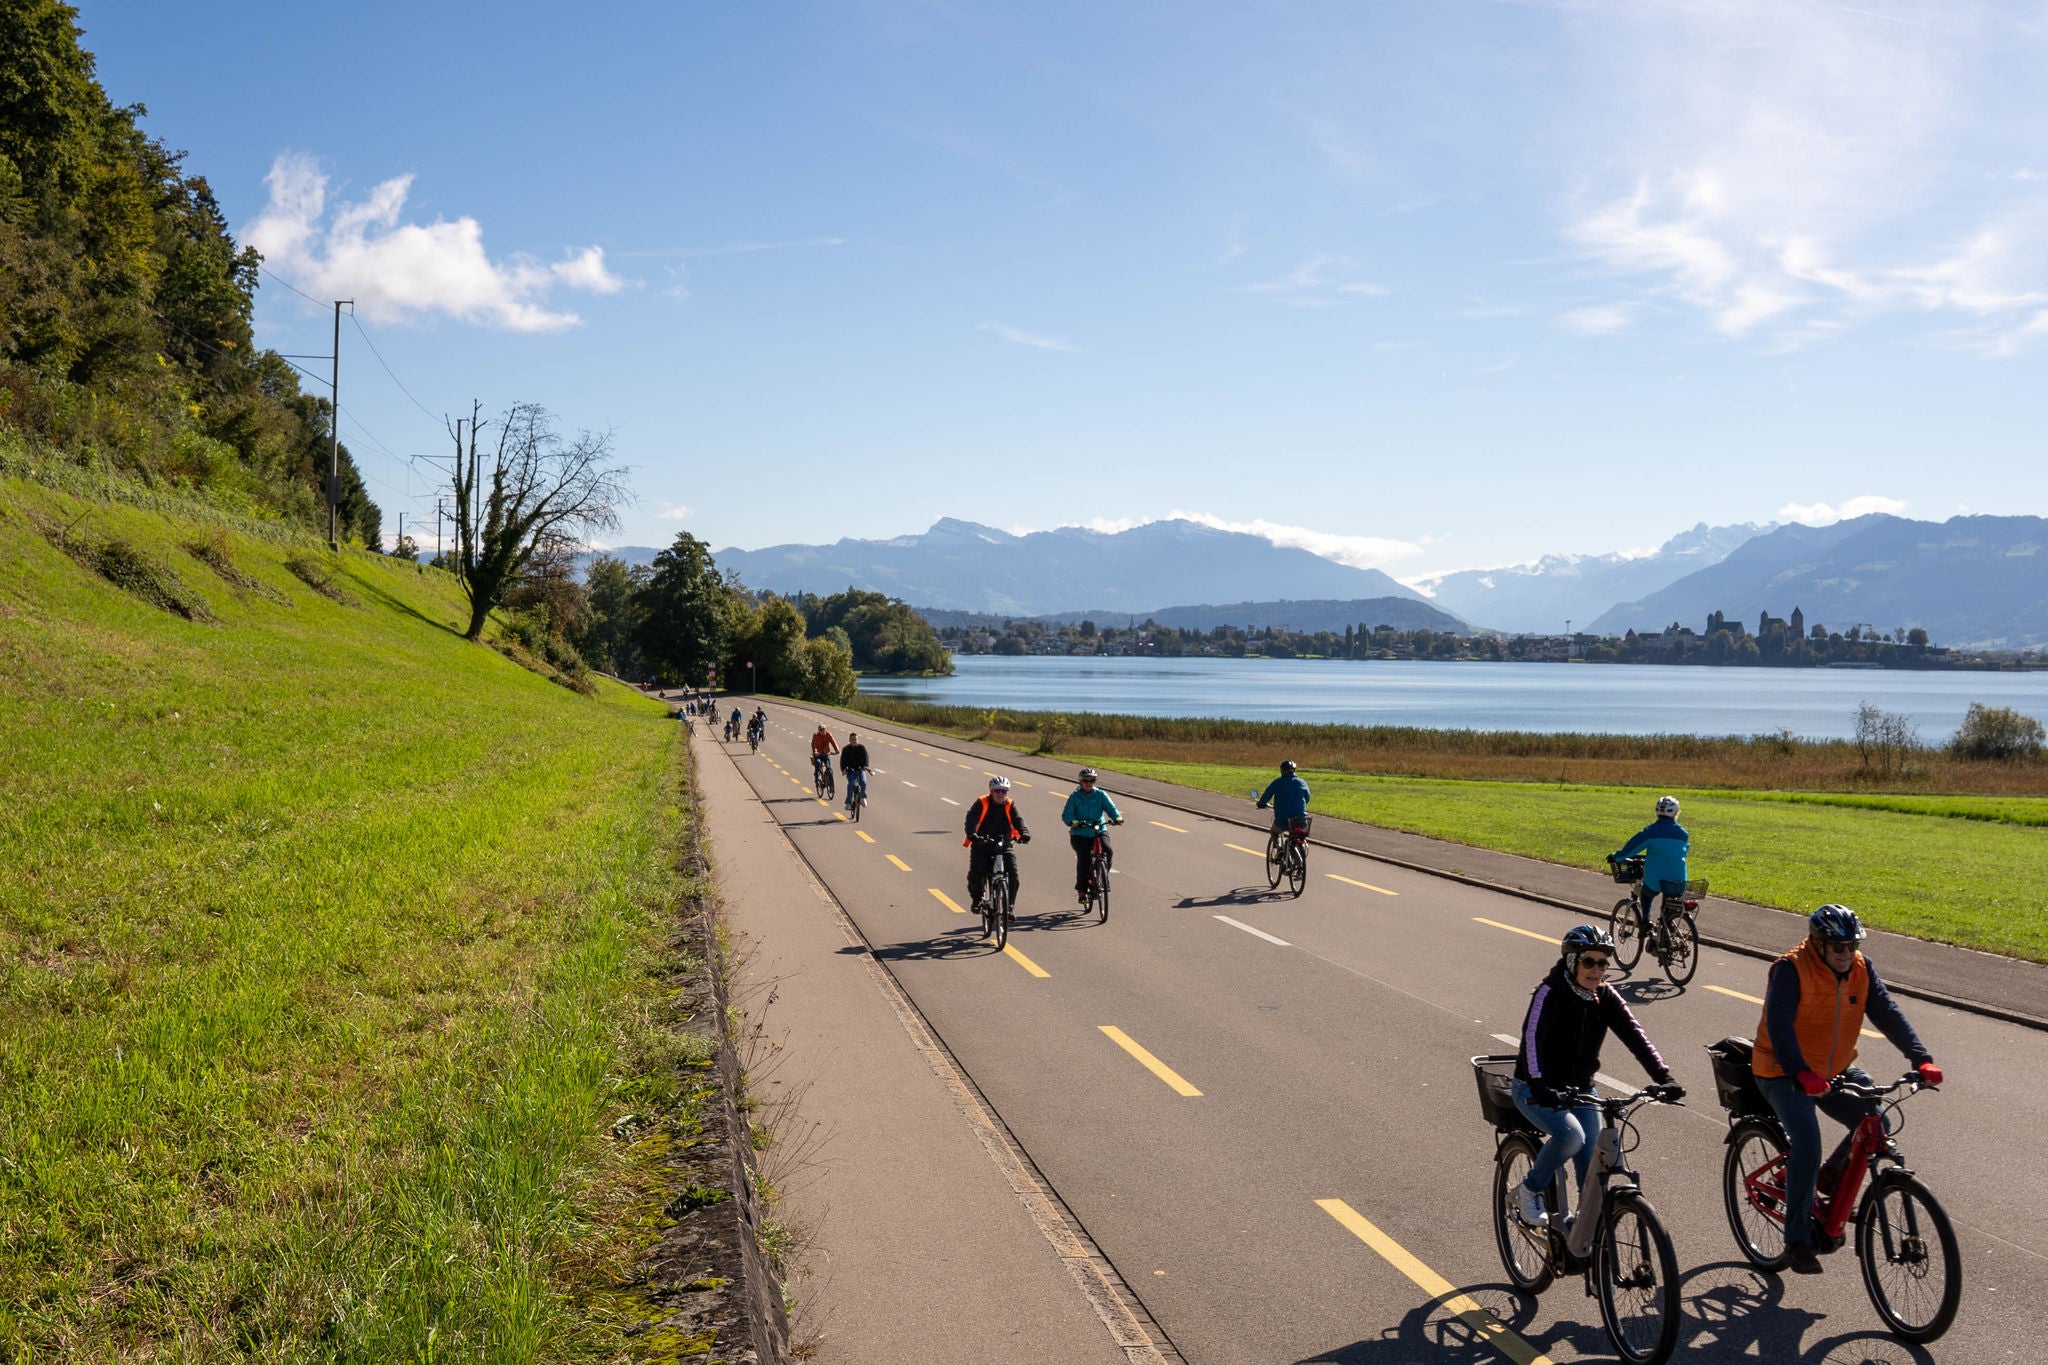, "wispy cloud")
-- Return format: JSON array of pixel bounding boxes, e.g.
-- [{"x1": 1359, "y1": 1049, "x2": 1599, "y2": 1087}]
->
[
  {"x1": 979, "y1": 321, "x2": 1083, "y2": 353},
  {"x1": 656, "y1": 502, "x2": 696, "y2": 522},
  {"x1": 1068, "y1": 511, "x2": 1421, "y2": 569},
  {"x1": 1777, "y1": 494, "x2": 1909, "y2": 526},
  {"x1": 1244, "y1": 254, "x2": 1387, "y2": 307},
  {"x1": 1561, "y1": 303, "x2": 1635, "y2": 334},
  {"x1": 247, "y1": 153, "x2": 623, "y2": 332}
]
